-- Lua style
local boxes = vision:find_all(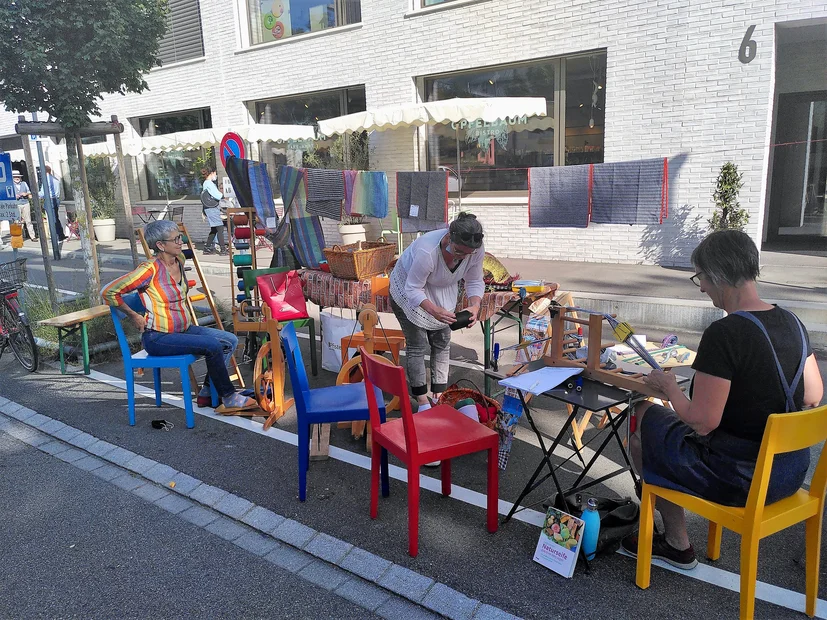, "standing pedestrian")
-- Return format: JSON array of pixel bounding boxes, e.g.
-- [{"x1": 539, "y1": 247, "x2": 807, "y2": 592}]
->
[
  {"x1": 38, "y1": 165, "x2": 65, "y2": 241},
  {"x1": 12, "y1": 170, "x2": 36, "y2": 241},
  {"x1": 200, "y1": 167, "x2": 226, "y2": 255}
]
